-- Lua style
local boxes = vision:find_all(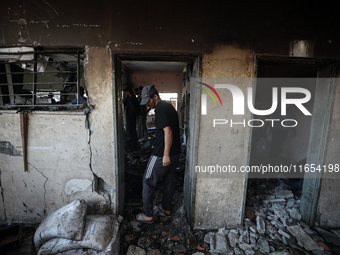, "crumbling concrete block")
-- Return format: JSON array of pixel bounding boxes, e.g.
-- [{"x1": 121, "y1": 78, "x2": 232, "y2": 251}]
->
[
  {"x1": 239, "y1": 229, "x2": 250, "y2": 244},
  {"x1": 227, "y1": 231, "x2": 239, "y2": 247},
  {"x1": 238, "y1": 243, "x2": 255, "y2": 254},
  {"x1": 286, "y1": 198, "x2": 295, "y2": 208},
  {"x1": 249, "y1": 225, "x2": 257, "y2": 233},
  {"x1": 203, "y1": 232, "x2": 214, "y2": 244},
  {"x1": 287, "y1": 225, "x2": 320, "y2": 251},
  {"x1": 289, "y1": 208, "x2": 302, "y2": 221},
  {"x1": 278, "y1": 229, "x2": 291, "y2": 239},
  {"x1": 257, "y1": 238, "x2": 270, "y2": 253},
  {"x1": 209, "y1": 232, "x2": 231, "y2": 254},
  {"x1": 275, "y1": 190, "x2": 294, "y2": 199},
  {"x1": 256, "y1": 216, "x2": 266, "y2": 234}
]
